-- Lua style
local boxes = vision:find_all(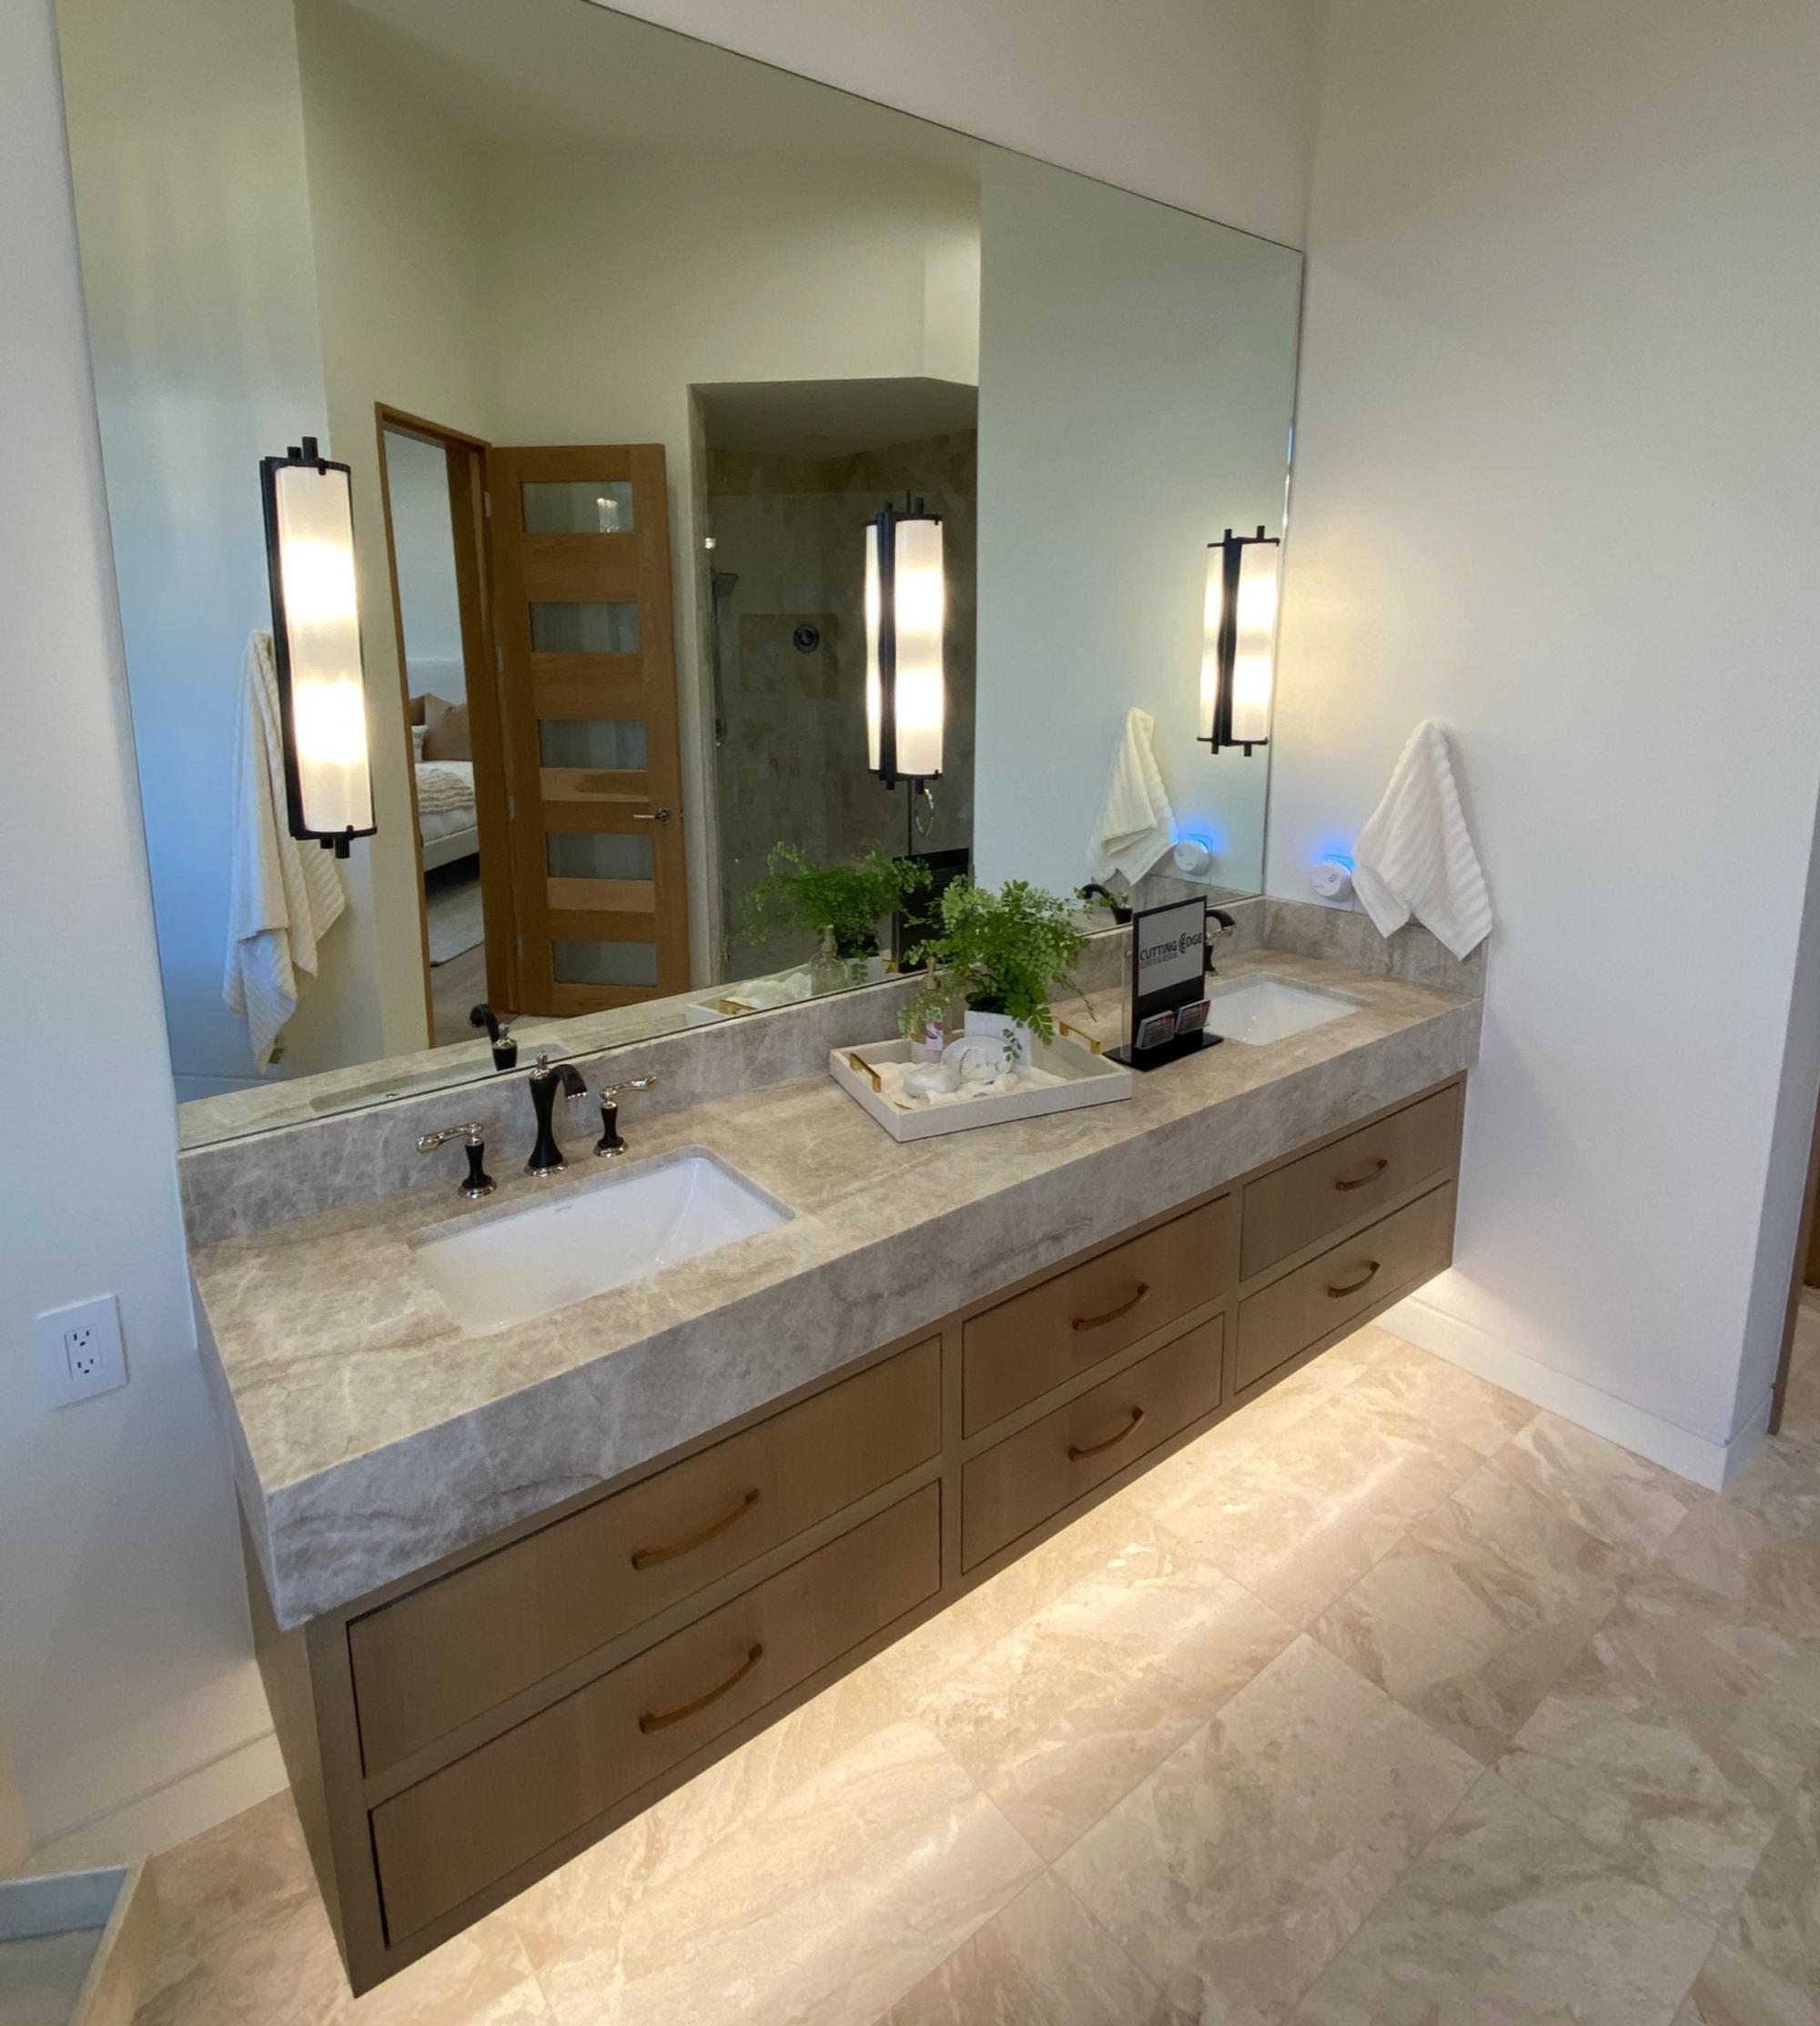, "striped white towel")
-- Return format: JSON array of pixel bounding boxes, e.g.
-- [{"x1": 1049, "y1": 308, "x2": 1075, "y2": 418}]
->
[
  {"x1": 1352, "y1": 722, "x2": 1492, "y2": 959},
  {"x1": 1086, "y1": 707, "x2": 1178, "y2": 886}
]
